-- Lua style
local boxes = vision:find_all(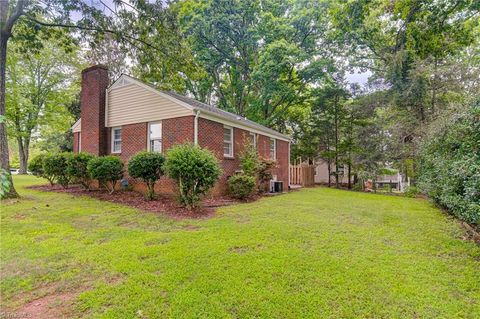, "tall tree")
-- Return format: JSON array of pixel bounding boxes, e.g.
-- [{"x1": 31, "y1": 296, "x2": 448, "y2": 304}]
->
[
  {"x1": 6, "y1": 32, "x2": 80, "y2": 173},
  {"x1": 0, "y1": 0, "x2": 182, "y2": 197},
  {"x1": 176, "y1": 0, "x2": 330, "y2": 130}
]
